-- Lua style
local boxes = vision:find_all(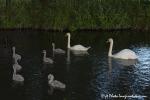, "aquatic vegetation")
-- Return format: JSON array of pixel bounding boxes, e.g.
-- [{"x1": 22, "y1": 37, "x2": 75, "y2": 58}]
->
[{"x1": 1, "y1": 0, "x2": 150, "y2": 31}]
